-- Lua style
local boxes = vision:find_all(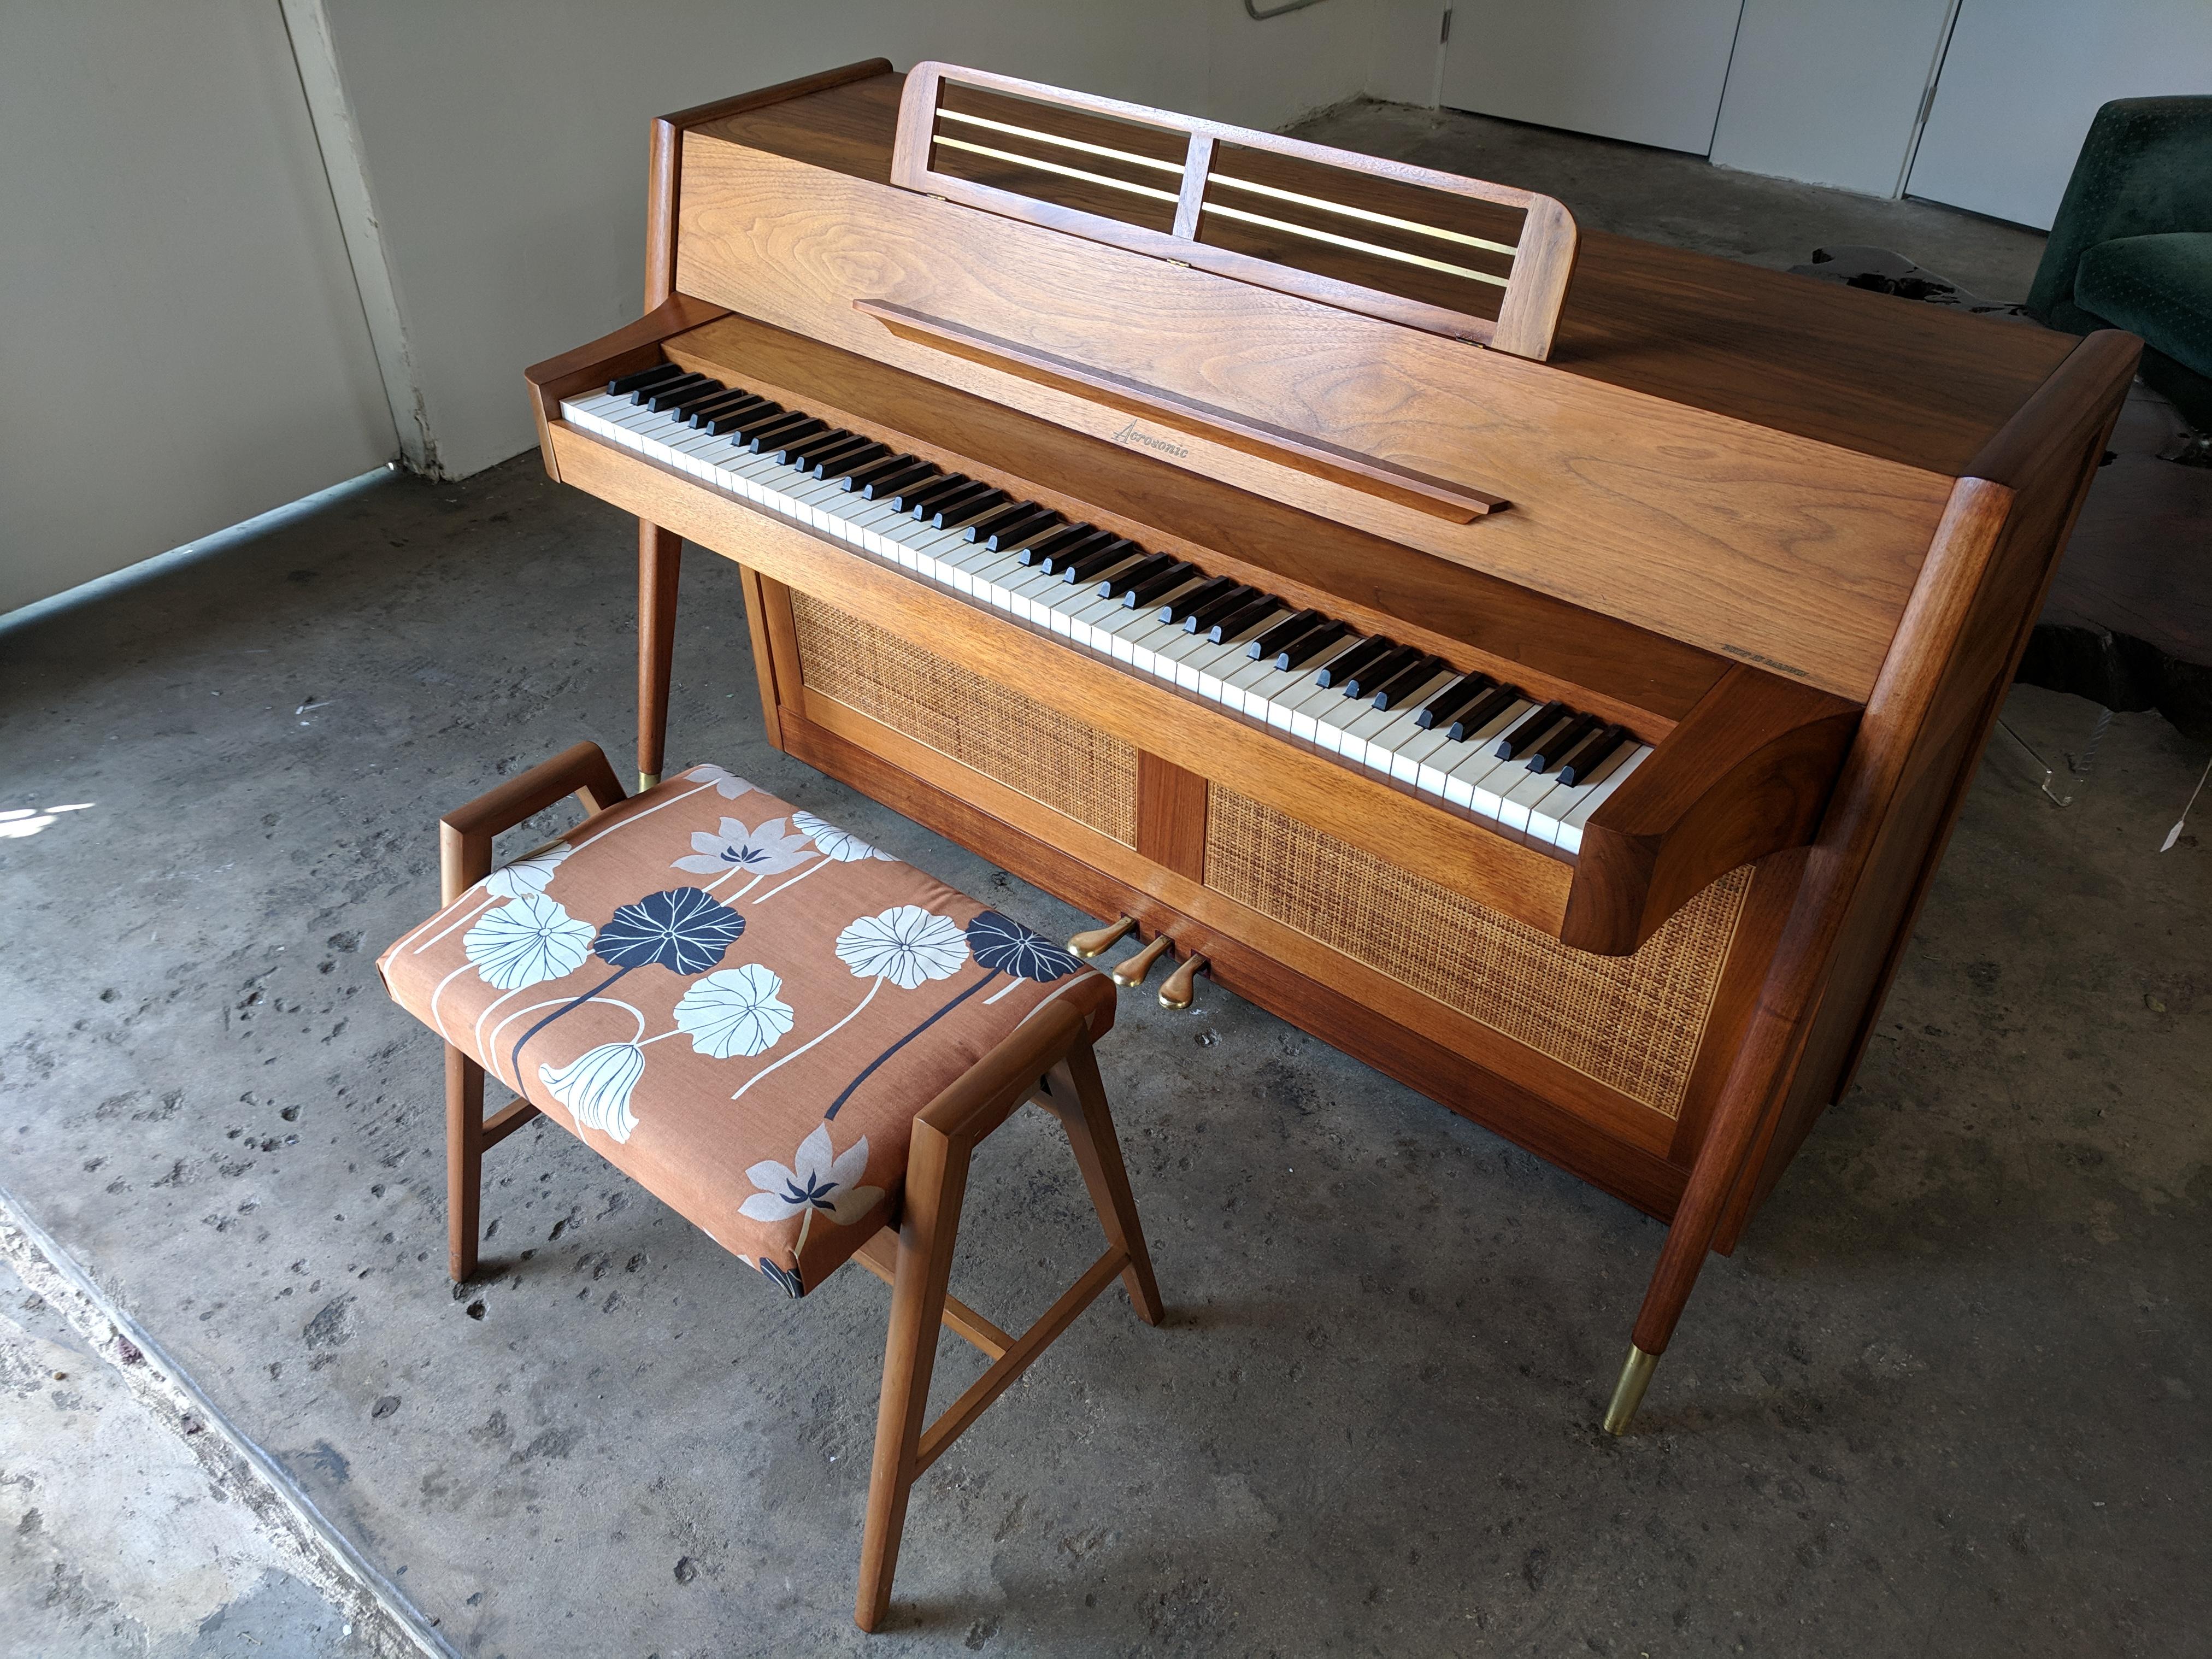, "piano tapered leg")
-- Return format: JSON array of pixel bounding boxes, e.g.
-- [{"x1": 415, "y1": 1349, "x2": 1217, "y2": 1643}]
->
[
  {"x1": 638, "y1": 520, "x2": 681, "y2": 790},
  {"x1": 1611, "y1": 989, "x2": 1800, "y2": 1432}
]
